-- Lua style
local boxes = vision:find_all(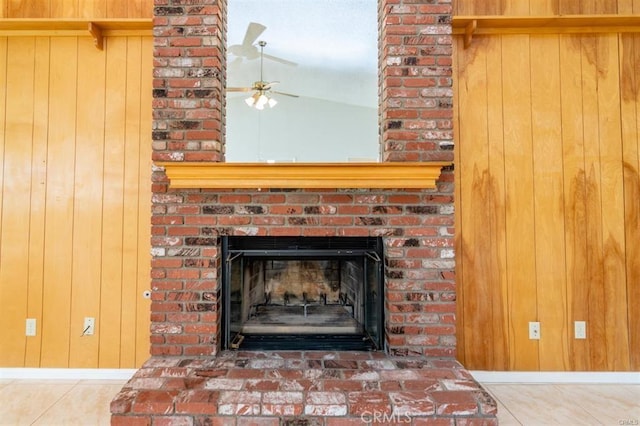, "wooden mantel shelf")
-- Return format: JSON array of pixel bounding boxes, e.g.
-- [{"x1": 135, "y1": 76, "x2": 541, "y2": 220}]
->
[
  {"x1": 0, "y1": 18, "x2": 152, "y2": 49},
  {"x1": 453, "y1": 14, "x2": 640, "y2": 48},
  {"x1": 157, "y1": 162, "x2": 453, "y2": 189}
]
